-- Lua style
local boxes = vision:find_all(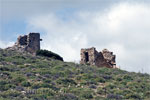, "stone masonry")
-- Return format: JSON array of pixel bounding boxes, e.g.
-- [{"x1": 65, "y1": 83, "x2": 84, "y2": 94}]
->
[
  {"x1": 80, "y1": 47, "x2": 116, "y2": 68},
  {"x1": 8, "y1": 33, "x2": 42, "y2": 54}
]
